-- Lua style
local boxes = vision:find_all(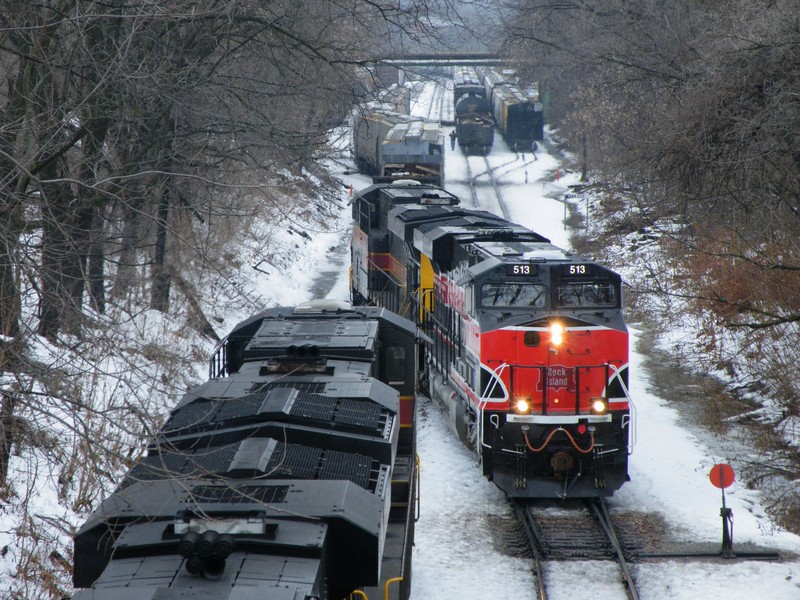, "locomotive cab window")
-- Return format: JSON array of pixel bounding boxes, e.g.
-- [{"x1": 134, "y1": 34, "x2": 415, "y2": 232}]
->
[
  {"x1": 357, "y1": 199, "x2": 373, "y2": 231},
  {"x1": 383, "y1": 345, "x2": 407, "y2": 385},
  {"x1": 481, "y1": 283, "x2": 547, "y2": 307},
  {"x1": 555, "y1": 282, "x2": 617, "y2": 308},
  {"x1": 464, "y1": 284, "x2": 475, "y2": 316},
  {"x1": 523, "y1": 331, "x2": 541, "y2": 347}
]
